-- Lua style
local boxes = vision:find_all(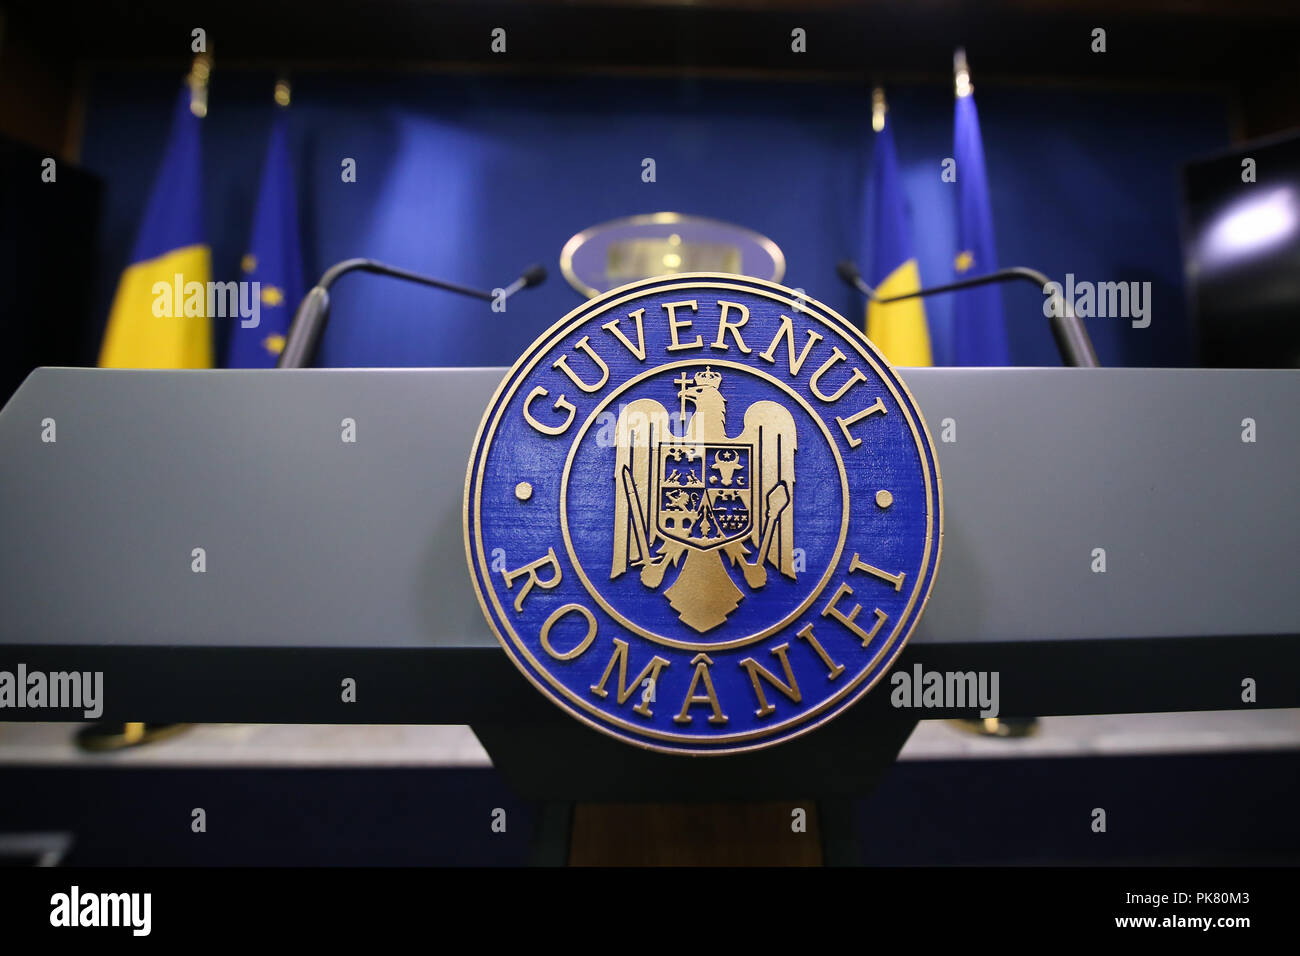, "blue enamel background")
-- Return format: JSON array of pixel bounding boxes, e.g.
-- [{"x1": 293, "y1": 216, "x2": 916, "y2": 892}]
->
[{"x1": 466, "y1": 276, "x2": 941, "y2": 754}]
